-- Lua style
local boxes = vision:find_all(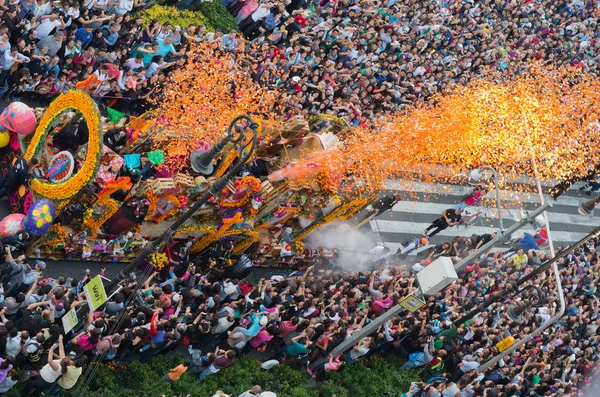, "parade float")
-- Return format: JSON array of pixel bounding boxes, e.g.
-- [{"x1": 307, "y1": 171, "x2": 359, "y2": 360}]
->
[
  {"x1": 0, "y1": 88, "x2": 374, "y2": 269},
  {"x1": 4, "y1": 61, "x2": 599, "y2": 272}
]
